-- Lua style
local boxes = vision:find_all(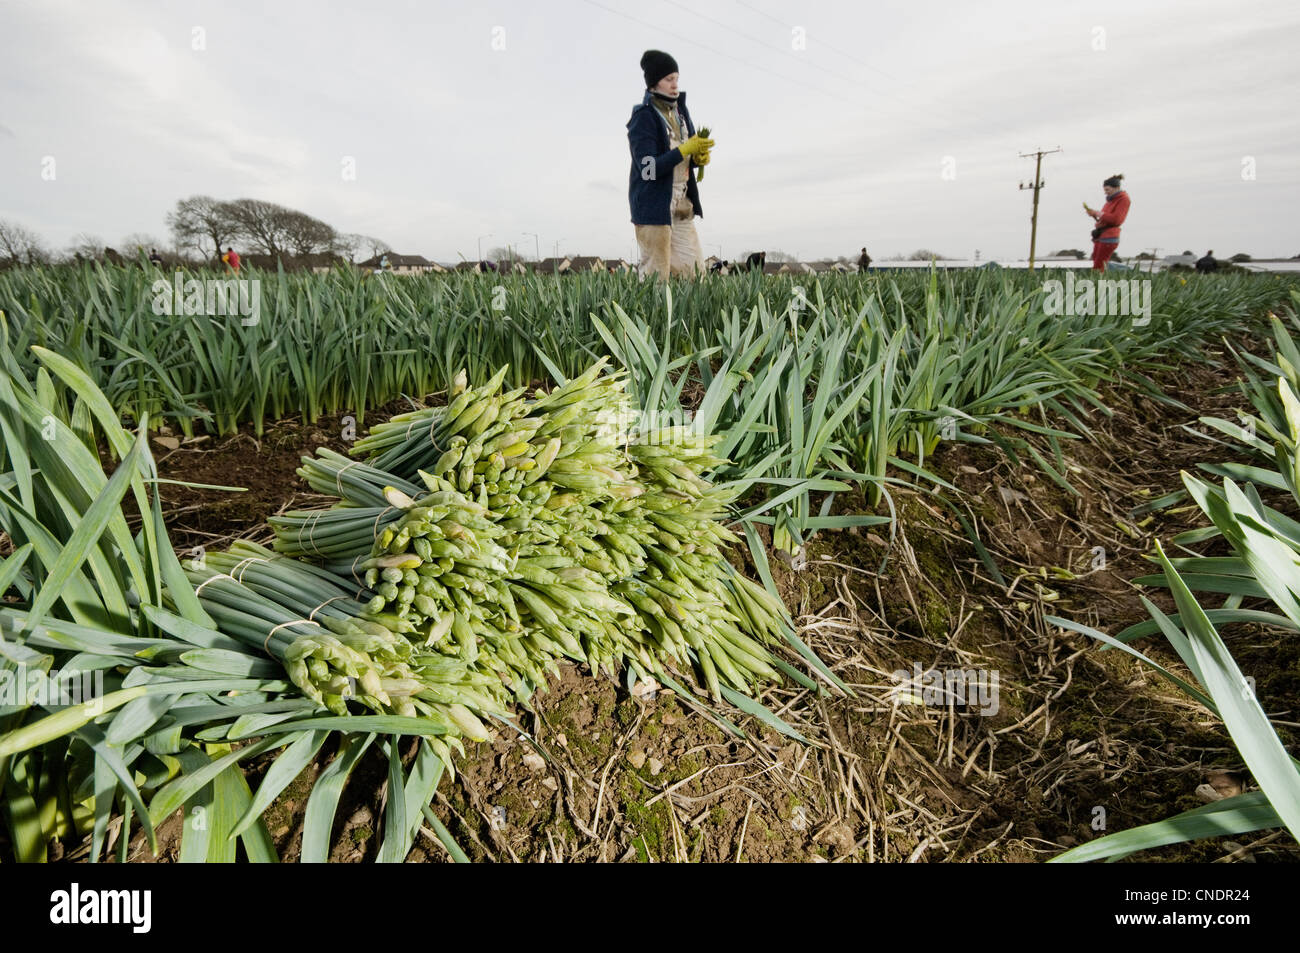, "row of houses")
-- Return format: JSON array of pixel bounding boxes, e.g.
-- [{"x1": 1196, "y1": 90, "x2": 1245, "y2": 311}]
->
[
  {"x1": 356, "y1": 253, "x2": 866, "y2": 276},
  {"x1": 287, "y1": 251, "x2": 1300, "y2": 277},
  {"x1": 357, "y1": 254, "x2": 633, "y2": 275}
]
